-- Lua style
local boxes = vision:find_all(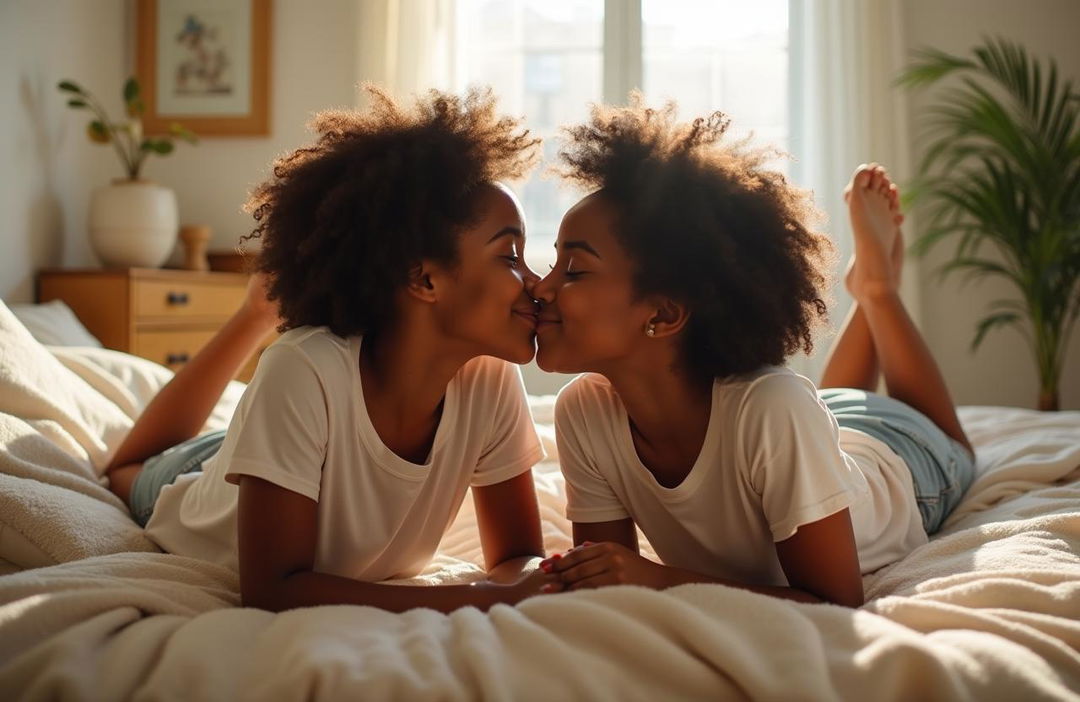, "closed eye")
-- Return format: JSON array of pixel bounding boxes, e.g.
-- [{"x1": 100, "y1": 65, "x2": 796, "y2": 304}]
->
[
  {"x1": 548, "y1": 263, "x2": 585, "y2": 279},
  {"x1": 503, "y1": 255, "x2": 520, "y2": 268}
]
